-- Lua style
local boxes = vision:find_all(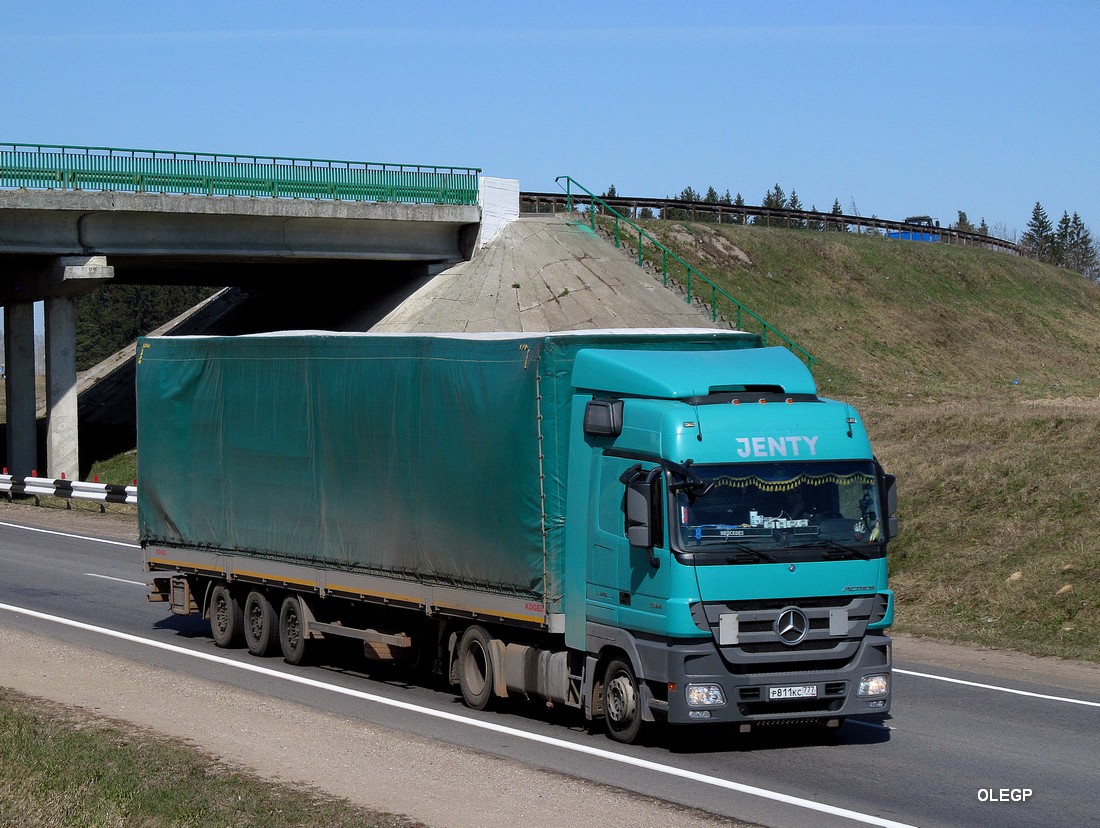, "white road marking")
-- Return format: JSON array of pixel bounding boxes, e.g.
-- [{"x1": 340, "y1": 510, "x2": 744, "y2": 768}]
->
[
  {"x1": 894, "y1": 668, "x2": 1100, "y2": 708},
  {"x1": 0, "y1": 520, "x2": 140, "y2": 549},
  {"x1": 85, "y1": 573, "x2": 147, "y2": 587},
  {"x1": 0, "y1": 601, "x2": 916, "y2": 828}
]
